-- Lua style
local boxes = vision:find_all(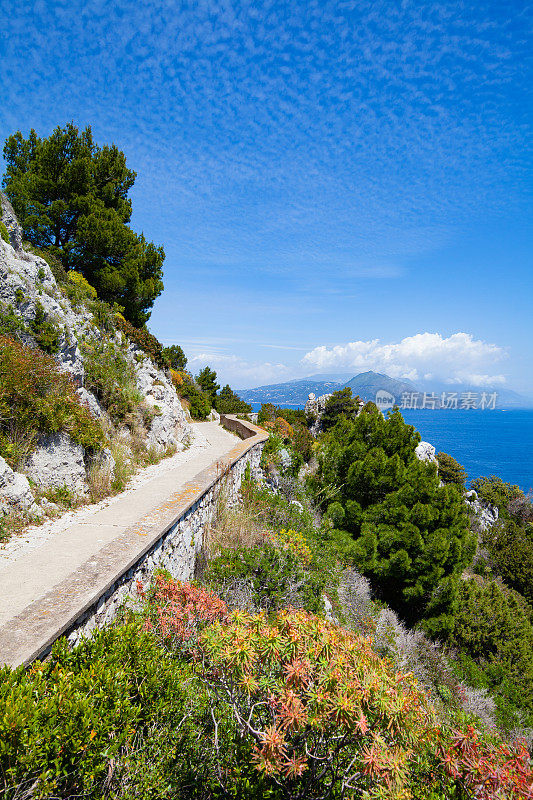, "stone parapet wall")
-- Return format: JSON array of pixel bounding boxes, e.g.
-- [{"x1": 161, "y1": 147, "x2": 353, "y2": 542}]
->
[
  {"x1": 66, "y1": 436, "x2": 263, "y2": 648},
  {"x1": 0, "y1": 417, "x2": 268, "y2": 667}
]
